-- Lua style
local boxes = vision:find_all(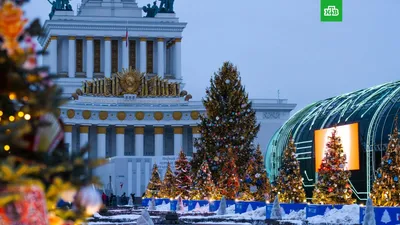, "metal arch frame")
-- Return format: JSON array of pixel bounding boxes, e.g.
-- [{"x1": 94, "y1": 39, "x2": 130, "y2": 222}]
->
[
  {"x1": 365, "y1": 85, "x2": 400, "y2": 195},
  {"x1": 266, "y1": 80, "x2": 400, "y2": 200}
]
